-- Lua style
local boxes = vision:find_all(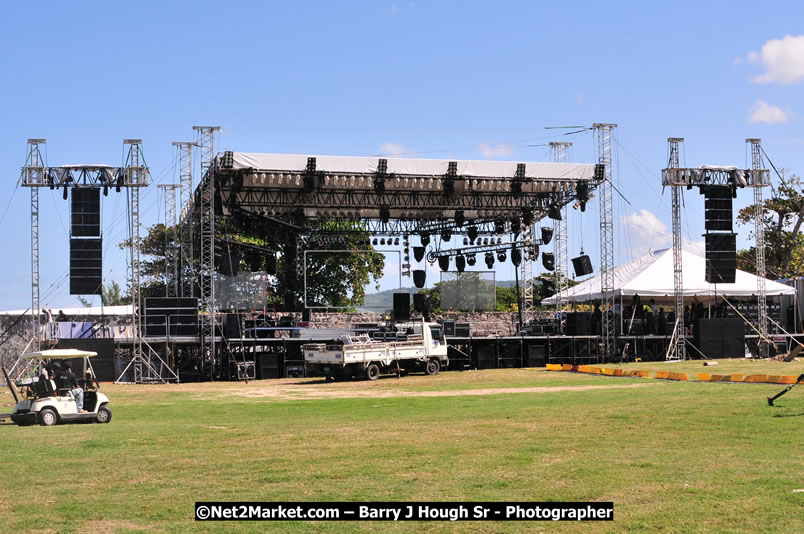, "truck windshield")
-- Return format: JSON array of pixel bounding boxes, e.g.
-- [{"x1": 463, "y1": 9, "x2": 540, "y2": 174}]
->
[{"x1": 429, "y1": 326, "x2": 445, "y2": 344}]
